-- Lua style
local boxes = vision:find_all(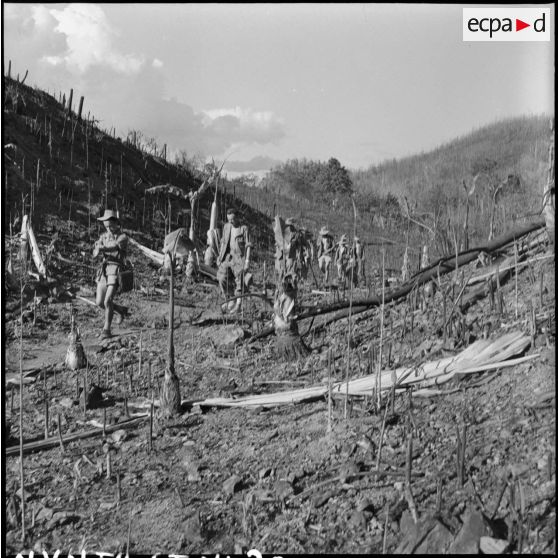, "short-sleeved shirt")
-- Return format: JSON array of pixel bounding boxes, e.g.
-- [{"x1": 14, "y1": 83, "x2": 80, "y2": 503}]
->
[
  {"x1": 318, "y1": 235, "x2": 334, "y2": 257},
  {"x1": 97, "y1": 231, "x2": 128, "y2": 266}
]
